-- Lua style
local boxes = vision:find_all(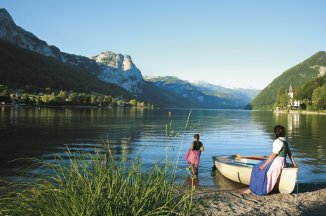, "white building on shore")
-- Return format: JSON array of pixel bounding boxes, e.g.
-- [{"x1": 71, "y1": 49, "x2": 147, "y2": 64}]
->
[{"x1": 288, "y1": 84, "x2": 301, "y2": 109}]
